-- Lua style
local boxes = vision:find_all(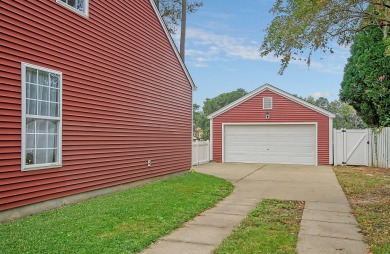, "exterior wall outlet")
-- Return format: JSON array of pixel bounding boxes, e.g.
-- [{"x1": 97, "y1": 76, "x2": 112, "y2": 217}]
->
[{"x1": 147, "y1": 160, "x2": 152, "y2": 167}]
